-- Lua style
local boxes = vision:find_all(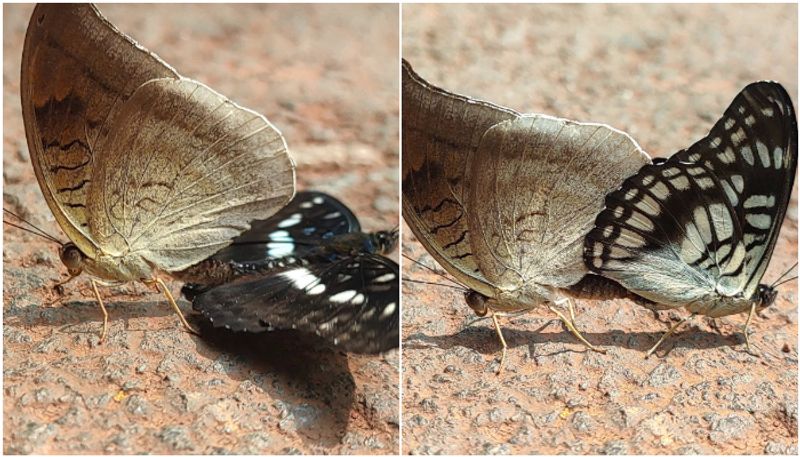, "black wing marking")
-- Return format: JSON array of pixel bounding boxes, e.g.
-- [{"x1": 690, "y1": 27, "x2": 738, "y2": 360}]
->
[
  {"x1": 211, "y1": 190, "x2": 361, "y2": 263},
  {"x1": 191, "y1": 255, "x2": 399, "y2": 354}
]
